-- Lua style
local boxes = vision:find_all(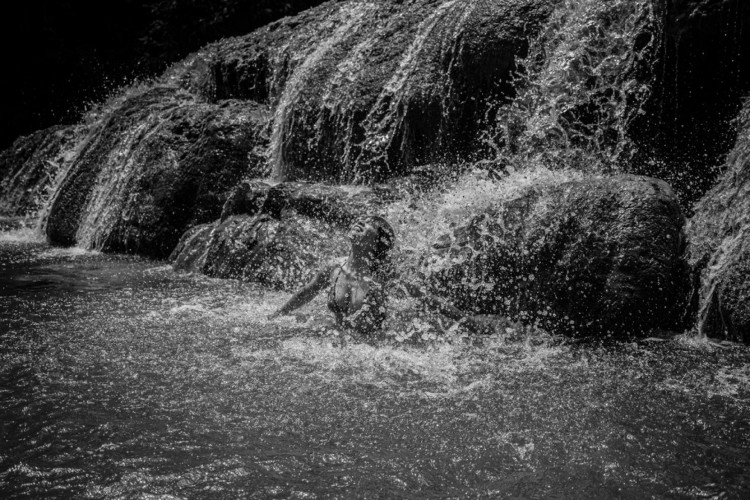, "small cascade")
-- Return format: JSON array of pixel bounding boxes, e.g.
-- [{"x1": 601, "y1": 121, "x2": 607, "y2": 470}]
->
[
  {"x1": 490, "y1": 0, "x2": 657, "y2": 172},
  {"x1": 252, "y1": 0, "x2": 547, "y2": 183},
  {"x1": 269, "y1": 3, "x2": 375, "y2": 181},
  {"x1": 0, "y1": 126, "x2": 83, "y2": 225},
  {"x1": 355, "y1": 0, "x2": 470, "y2": 175},
  {"x1": 74, "y1": 115, "x2": 165, "y2": 251},
  {"x1": 688, "y1": 98, "x2": 750, "y2": 342}
]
